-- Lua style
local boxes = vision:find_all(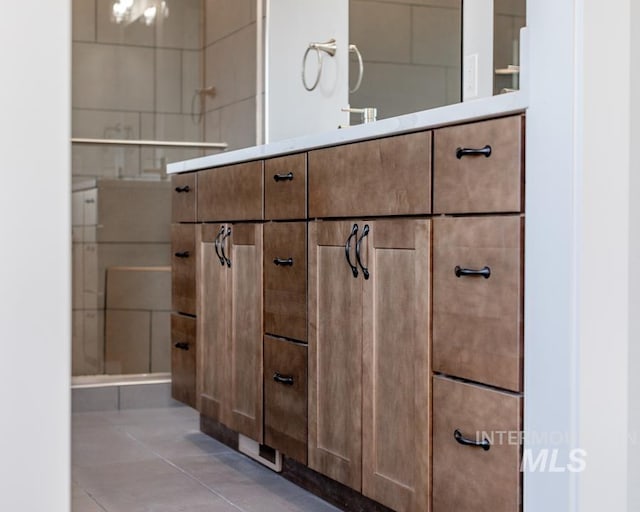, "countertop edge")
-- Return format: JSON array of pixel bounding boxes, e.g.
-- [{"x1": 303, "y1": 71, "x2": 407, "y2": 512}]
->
[{"x1": 167, "y1": 92, "x2": 528, "y2": 174}]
